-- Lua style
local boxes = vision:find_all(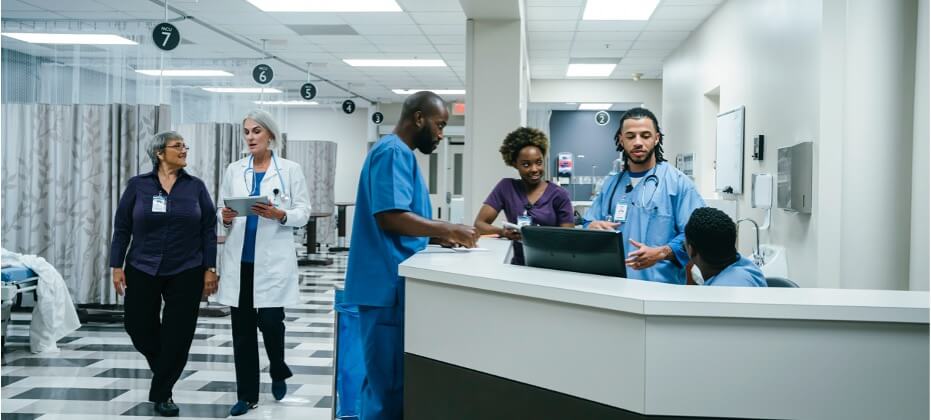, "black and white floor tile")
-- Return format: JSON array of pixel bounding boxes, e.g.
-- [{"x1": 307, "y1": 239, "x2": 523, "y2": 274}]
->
[{"x1": 1, "y1": 252, "x2": 348, "y2": 420}]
